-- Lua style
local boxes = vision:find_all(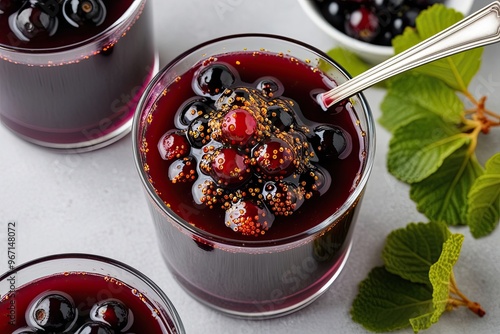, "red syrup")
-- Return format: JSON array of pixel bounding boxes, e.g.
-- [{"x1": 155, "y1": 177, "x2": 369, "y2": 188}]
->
[
  {"x1": 137, "y1": 48, "x2": 369, "y2": 315},
  {"x1": 0, "y1": 0, "x2": 156, "y2": 148},
  {"x1": 142, "y1": 51, "x2": 365, "y2": 241},
  {"x1": 0, "y1": 272, "x2": 167, "y2": 333}
]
